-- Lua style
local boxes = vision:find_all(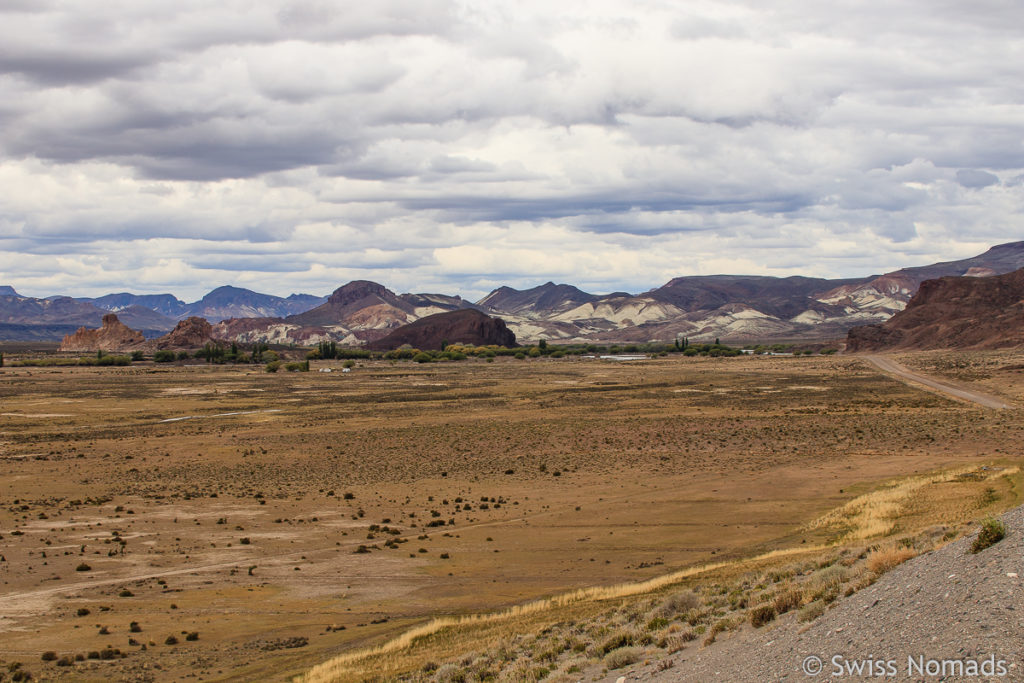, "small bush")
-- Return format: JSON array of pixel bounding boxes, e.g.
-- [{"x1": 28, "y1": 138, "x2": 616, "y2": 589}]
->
[
  {"x1": 656, "y1": 590, "x2": 700, "y2": 617},
  {"x1": 185, "y1": 632, "x2": 199, "y2": 641},
  {"x1": 265, "y1": 360, "x2": 282, "y2": 373},
  {"x1": 75, "y1": 562, "x2": 91, "y2": 572},
  {"x1": 749, "y1": 604, "x2": 776, "y2": 628},
  {"x1": 164, "y1": 635, "x2": 178, "y2": 645},
  {"x1": 41, "y1": 651, "x2": 57, "y2": 661},
  {"x1": 412, "y1": 352, "x2": 432, "y2": 363},
  {"x1": 971, "y1": 517, "x2": 1006, "y2": 554},
  {"x1": 798, "y1": 601, "x2": 826, "y2": 623},
  {"x1": 866, "y1": 545, "x2": 916, "y2": 573},
  {"x1": 130, "y1": 621, "x2": 142, "y2": 633},
  {"x1": 600, "y1": 630, "x2": 635, "y2": 654},
  {"x1": 604, "y1": 646, "x2": 641, "y2": 670},
  {"x1": 76, "y1": 607, "x2": 90, "y2": 617},
  {"x1": 118, "y1": 589, "x2": 133, "y2": 597},
  {"x1": 773, "y1": 589, "x2": 802, "y2": 614}
]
